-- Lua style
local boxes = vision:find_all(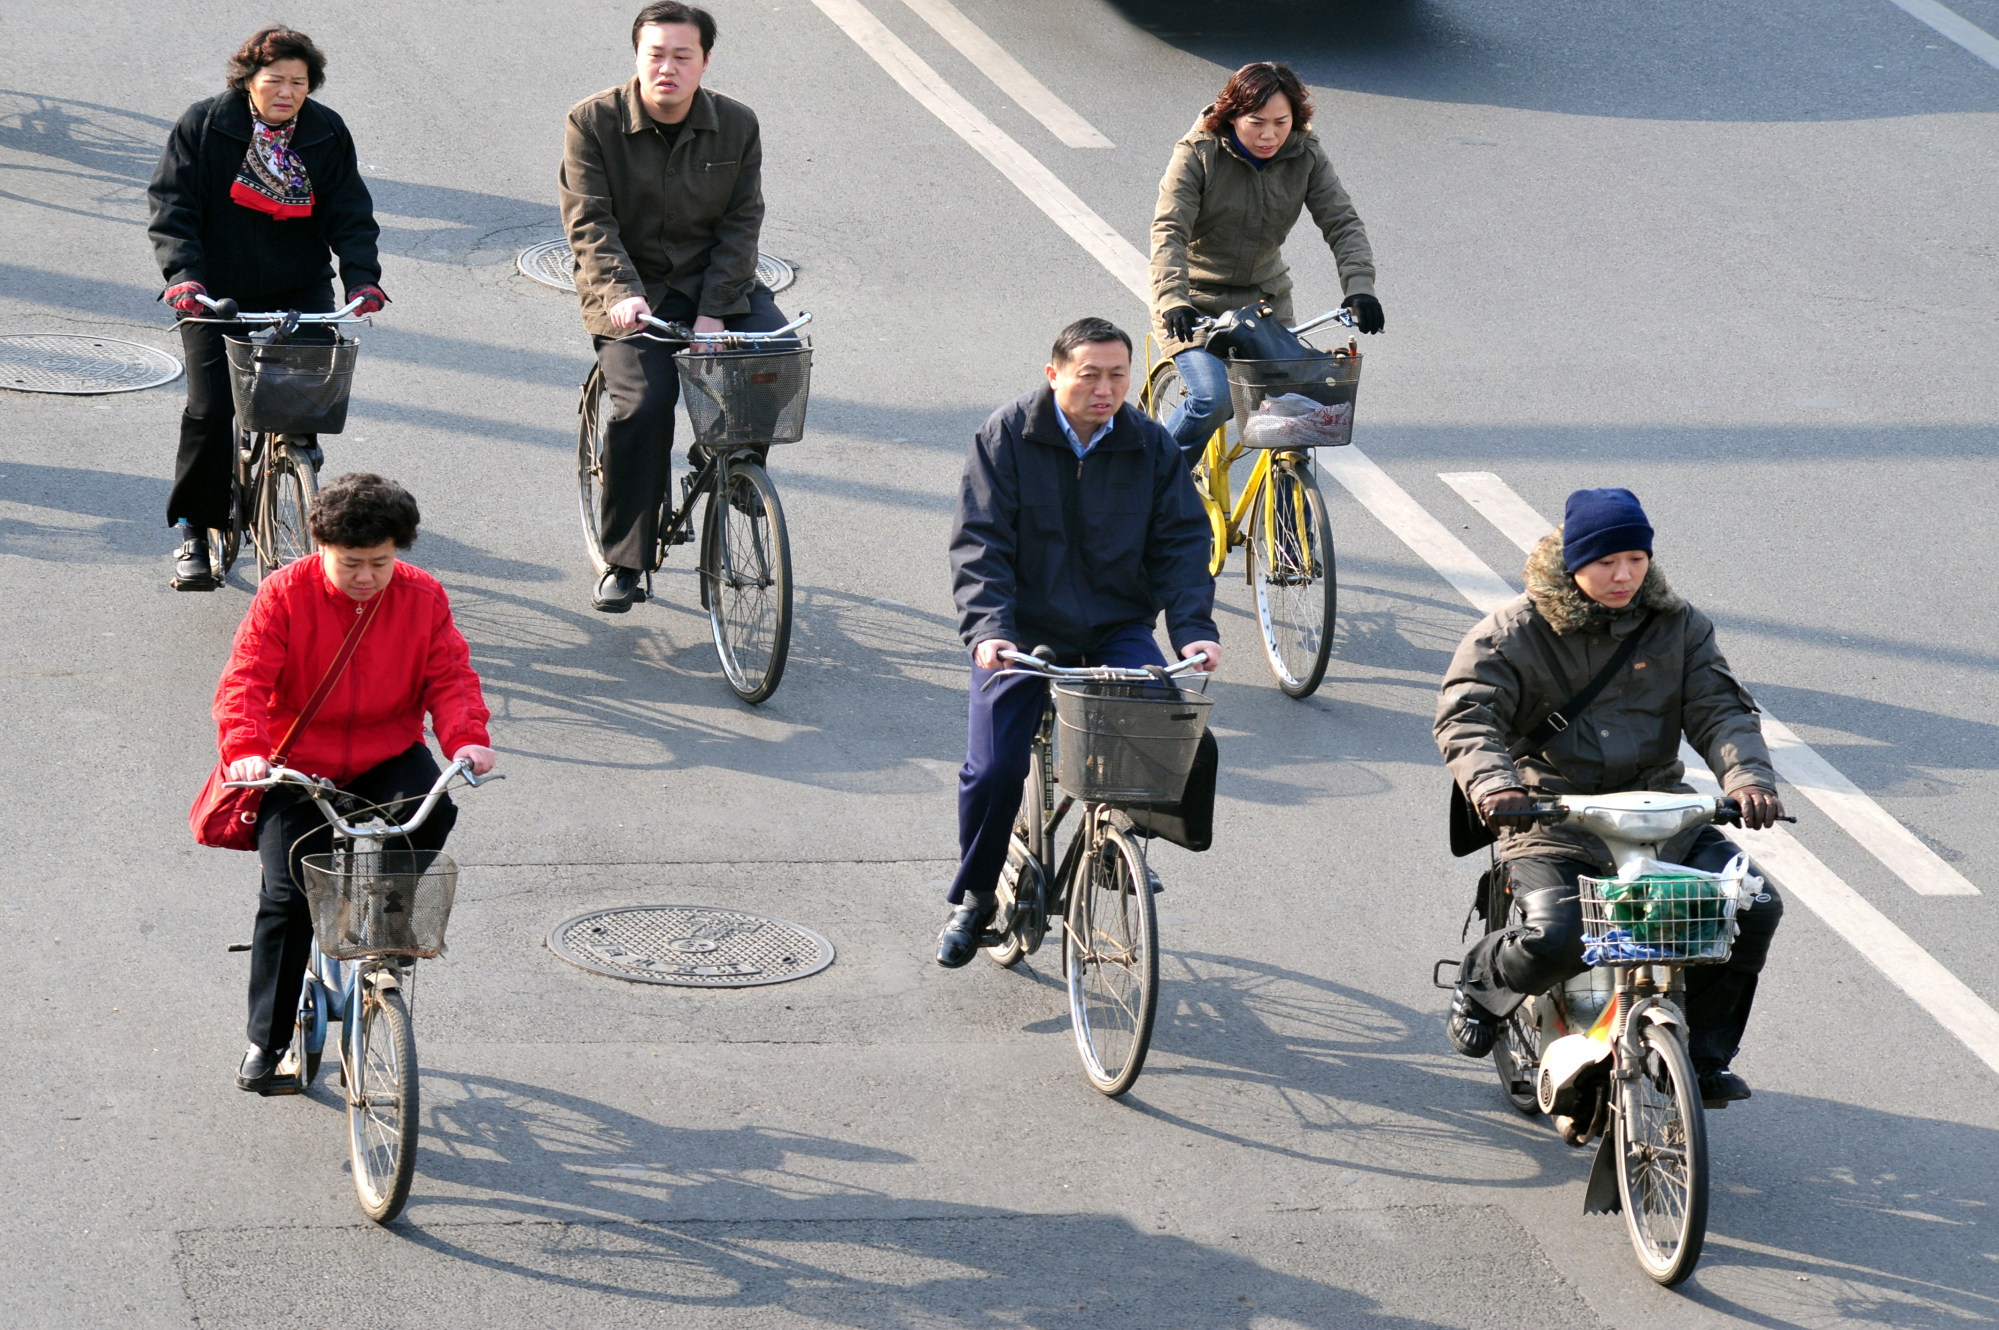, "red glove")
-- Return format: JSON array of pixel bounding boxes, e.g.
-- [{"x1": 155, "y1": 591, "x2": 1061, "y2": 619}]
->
[
  {"x1": 163, "y1": 281, "x2": 208, "y2": 315},
  {"x1": 345, "y1": 284, "x2": 388, "y2": 316}
]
